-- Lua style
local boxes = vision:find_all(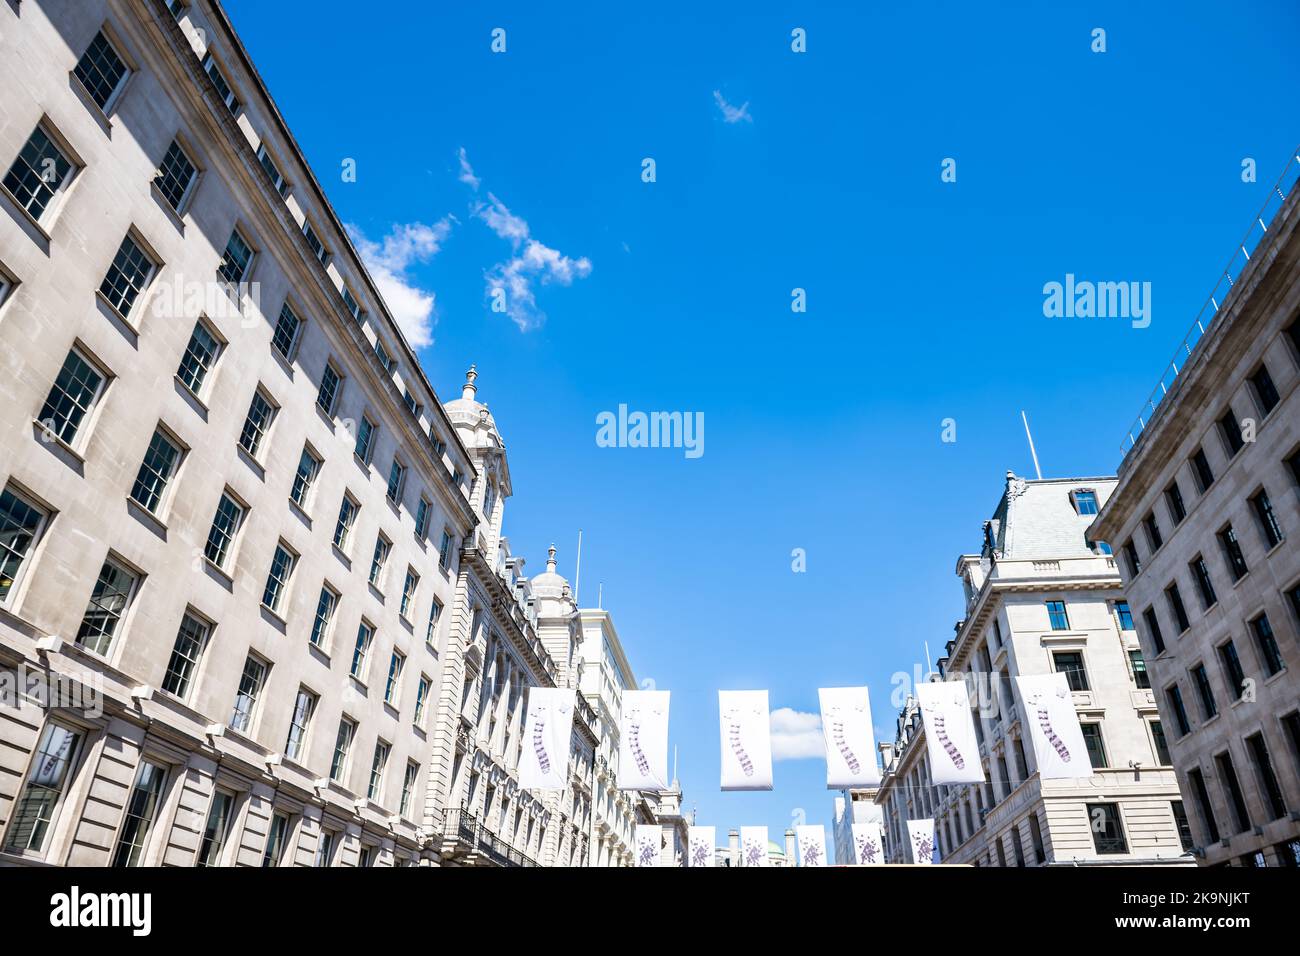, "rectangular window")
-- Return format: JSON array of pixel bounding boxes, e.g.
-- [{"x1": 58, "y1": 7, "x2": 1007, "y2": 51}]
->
[
  {"x1": 130, "y1": 428, "x2": 181, "y2": 513},
  {"x1": 316, "y1": 364, "x2": 341, "y2": 415},
  {"x1": 1053, "y1": 651, "x2": 1088, "y2": 692},
  {"x1": 1080, "y1": 723, "x2": 1107, "y2": 769},
  {"x1": 1217, "y1": 409, "x2": 1245, "y2": 457},
  {"x1": 354, "y1": 416, "x2": 376, "y2": 463},
  {"x1": 0, "y1": 487, "x2": 48, "y2": 605},
  {"x1": 217, "y1": 229, "x2": 254, "y2": 287},
  {"x1": 204, "y1": 492, "x2": 244, "y2": 567},
  {"x1": 262, "y1": 812, "x2": 289, "y2": 866},
  {"x1": 99, "y1": 233, "x2": 156, "y2": 318},
  {"x1": 1143, "y1": 513, "x2": 1163, "y2": 552},
  {"x1": 202, "y1": 53, "x2": 240, "y2": 114},
  {"x1": 1249, "y1": 364, "x2": 1280, "y2": 415},
  {"x1": 368, "y1": 740, "x2": 389, "y2": 801},
  {"x1": 1215, "y1": 751, "x2": 1251, "y2": 834},
  {"x1": 414, "y1": 675, "x2": 431, "y2": 726},
  {"x1": 1046, "y1": 600, "x2": 1070, "y2": 631},
  {"x1": 1129, "y1": 649, "x2": 1150, "y2": 689},
  {"x1": 1189, "y1": 555, "x2": 1217, "y2": 609},
  {"x1": 177, "y1": 320, "x2": 221, "y2": 394},
  {"x1": 1165, "y1": 480, "x2": 1186, "y2": 525},
  {"x1": 255, "y1": 143, "x2": 289, "y2": 198},
  {"x1": 74, "y1": 30, "x2": 129, "y2": 111},
  {"x1": 1115, "y1": 601, "x2": 1134, "y2": 631},
  {"x1": 3, "y1": 125, "x2": 74, "y2": 221},
  {"x1": 261, "y1": 543, "x2": 296, "y2": 613},
  {"x1": 154, "y1": 139, "x2": 197, "y2": 211},
  {"x1": 290, "y1": 446, "x2": 321, "y2": 509},
  {"x1": 310, "y1": 585, "x2": 338, "y2": 648},
  {"x1": 1217, "y1": 640, "x2": 1246, "y2": 701},
  {"x1": 374, "y1": 338, "x2": 393, "y2": 372},
  {"x1": 40, "y1": 348, "x2": 106, "y2": 447},
  {"x1": 196, "y1": 790, "x2": 234, "y2": 866},
  {"x1": 415, "y1": 497, "x2": 431, "y2": 538},
  {"x1": 400, "y1": 567, "x2": 419, "y2": 619},
  {"x1": 1166, "y1": 583, "x2": 1190, "y2": 633},
  {"x1": 162, "y1": 612, "x2": 209, "y2": 699},
  {"x1": 330, "y1": 718, "x2": 355, "y2": 782},
  {"x1": 111, "y1": 760, "x2": 168, "y2": 867},
  {"x1": 3, "y1": 723, "x2": 82, "y2": 854},
  {"x1": 351, "y1": 621, "x2": 373, "y2": 679},
  {"x1": 1086, "y1": 803, "x2": 1127, "y2": 854},
  {"x1": 1250, "y1": 613, "x2": 1284, "y2": 677},
  {"x1": 1191, "y1": 448, "x2": 1215, "y2": 493},
  {"x1": 385, "y1": 651, "x2": 404, "y2": 705},
  {"x1": 401, "y1": 762, "x2": 419, "y2": 817},
  {"x1": 285, "y1": 687, "x2": 316, "y2": 761},
  {"x1": 1217, "y1": 525, "x2": 1248, "y2": 581},
  {"x1": 1122, "y1": 539, "x2": 1141, "y2": 578},
  {"x1": 314, "y1": 829, "x2": 335, "y2": 867},
  {"x1": 302, "y1": 221, "x2": 327, "y2": 264},
  {"x1": 1245, "y1": 732, "x2": 1287, "y2": 820},
  {"x1": 230, "y1": 654, "x2": 267, "y2": 733},
  {"x1": 342, "y1": 285, "x2": 362, "y2": 321},
  {"x1": 1142, "y1": 606, "x2": 1165, "y2": 655},
  {"x1": 427, "y1": 597, "x2": 443, "y2": 645},
  {"x1": 1171, "y1": 801, "x2": 1193, "y2": 851},
  {"x1": 369, "y1": 535, "x2": 390, "y2": 588},
  {"x1": 76, "y1": 558, "x2": 138, "y2": 656},
  {"x1": 386, "y1": 459, "x2": 405, "y2": 503},
  {"x1": 1028, "y1": 813, "x2": 1046, "y2": 864},
  {"x1": 1166, "y1": 685, "x2": 1191, "y2": 737},
  {"x1": 1073, "y1": 489, "x2": 1098, "y2": 515},
  {"x1": 239, "y1": 389, "x2": 275, "y2": 457},
  {"x1": 1151, "y1": 720, "x2": 1171, "y2": 764},
  {"x1": 1191, "y1": 663, "x2": 1217, "y2": 720},
  {"x1": 271, "y1": 301, "x2": 301, "y2": 359},
  {"x1": 1188, "y1": 768, "x2": 1219, "y2": 844},
  {"x1": 1251, "y1": 488, "x2": 1285, "y2": 549},
  {"x1": 333, "y1": 495, "x2": 358, "y2": 551},
  {"x1": 438, "y1": 530, "x2": 454, "y2": 570}
]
